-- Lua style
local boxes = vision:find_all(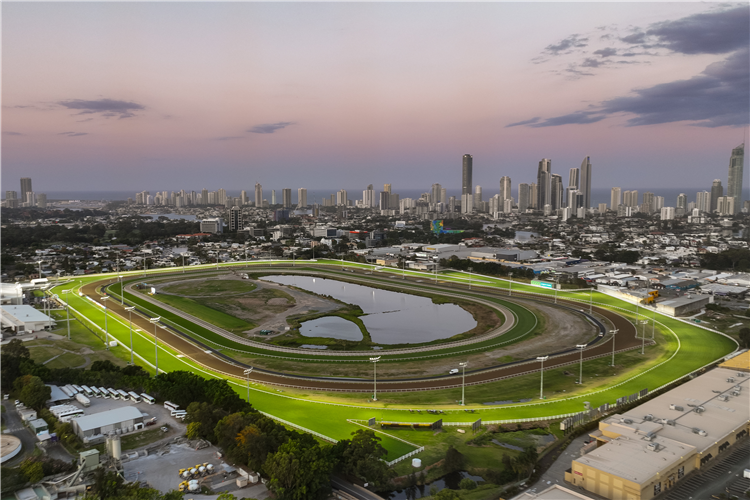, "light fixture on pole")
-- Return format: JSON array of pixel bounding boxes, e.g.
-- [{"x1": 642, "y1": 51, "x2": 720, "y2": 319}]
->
[
  {"x1": 49, "y1": 294, "x2": 57, "y2": 331},
  {"x1": 459, "y1": 362, "x2": 468, "y2": 406},
  {"x1": 244, "y1": 368, "x2": 254, "y2": 401},
  {"x1": 468, "y1": 267, "x2": 473, "y2": 290},
  {"x1": 37, "y1": 260, "x2": 43, "y2": 280},
  {"x1": 639, "y1": 320, "x2": 649, "y2": 354},
  {"x1": 508, "y1": 273, "x2": 513, "y2": 297},
  {"x1": 125, "y1": 306, "x2": 136, "y2": 365},
  {"x1": 610, "y1": 329, "x2": 619, "y2": 366},
  {"x1": 101, "y1": 296, "x2": 110, "y2": 349},
  {"x1": 150, "y1": 317, "x2": 161, "y2": 376},
  {"x1": 118, "y1": 275, "x2": 124, "y2": 305},
  {"x1": 61, "y1": 290, "x2": 71, "y2": 340},
  {"x1": 576, "y1": 345, "x2": 587, "y2": 384},
  {"x1": 537, "y1": 356, "x2": 549, "y2": 399},
  {"x1": 370, "y1": 356, "x2": 381, "y2": 401}
]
